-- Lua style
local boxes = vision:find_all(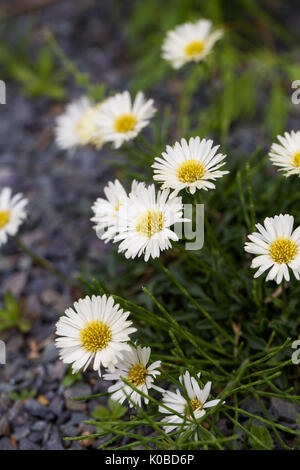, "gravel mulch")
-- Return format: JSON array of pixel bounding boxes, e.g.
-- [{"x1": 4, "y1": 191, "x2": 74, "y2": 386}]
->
[{"x1": 0, "y1": 0, "x2": 127, "y2": 450}]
